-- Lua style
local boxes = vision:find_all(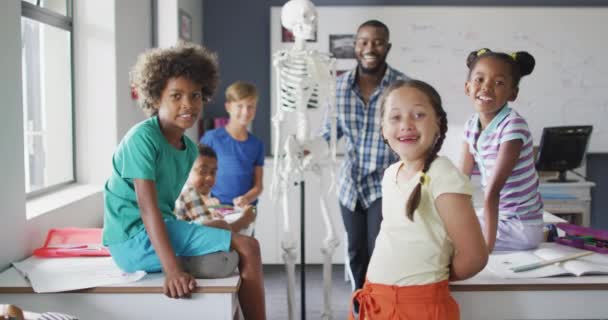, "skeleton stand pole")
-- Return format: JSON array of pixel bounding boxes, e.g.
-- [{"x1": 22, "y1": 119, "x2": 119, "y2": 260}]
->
[{"x1": 300, "y1": 179, "x2": 306, "y2": 320}]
